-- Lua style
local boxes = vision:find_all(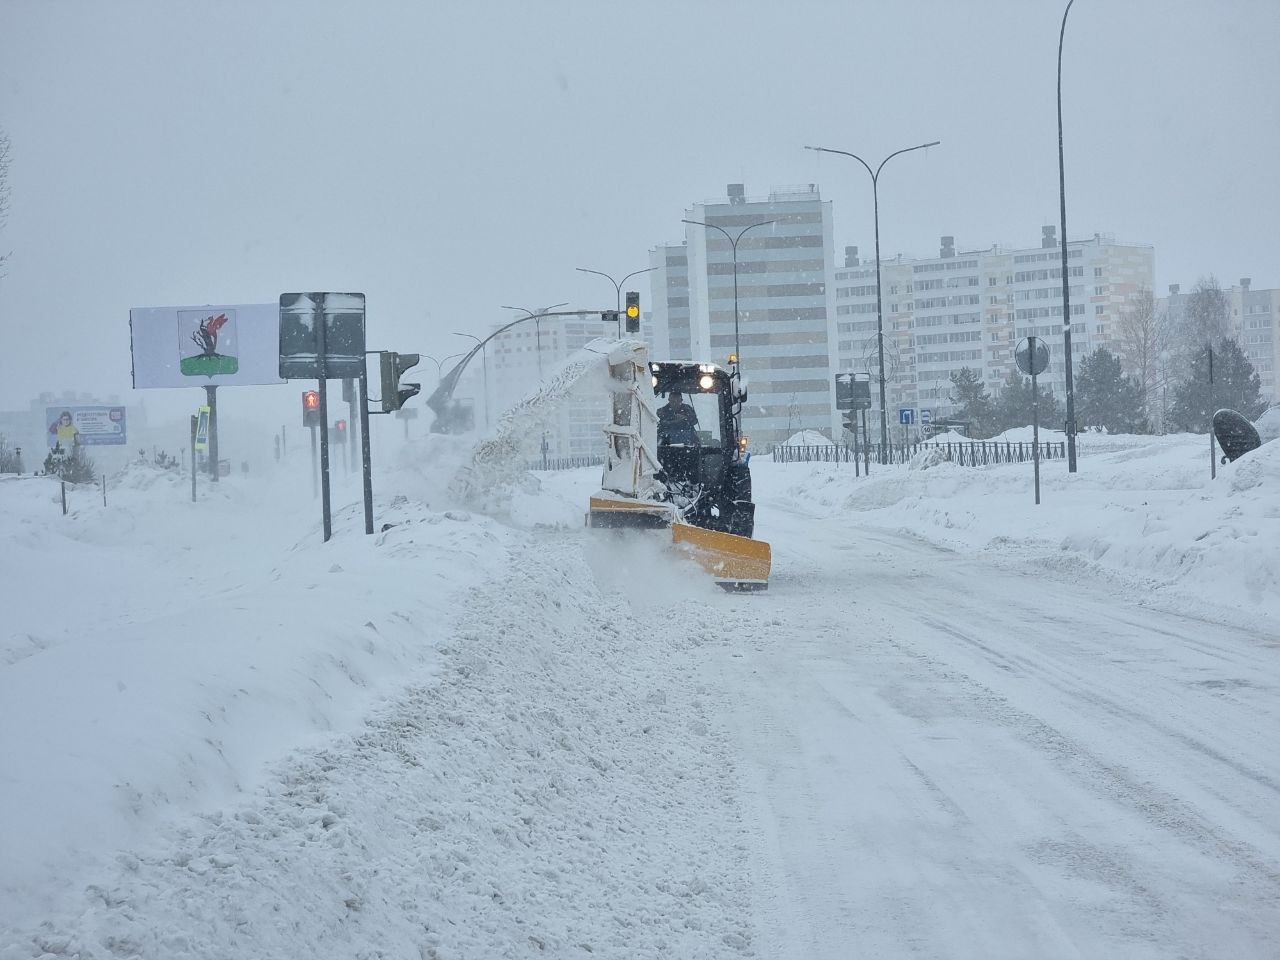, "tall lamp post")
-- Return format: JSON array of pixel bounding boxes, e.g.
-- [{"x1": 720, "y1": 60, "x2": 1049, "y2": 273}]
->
[
  {"x1": 681, "y1": 218, "x2": 776, "y2": 369},
  {"x1": 454, "y1": 333, "x2": 490, "y2": 428},
  {"x1": 805, "y1": 141, "x2": 939, "y2": 462},
  {"x1": 1058, "y1": 0, "x2": 1079, "y2": 472},
  {"x1": 576, "y1": 266, "x2": 658, "y2": 337}
]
